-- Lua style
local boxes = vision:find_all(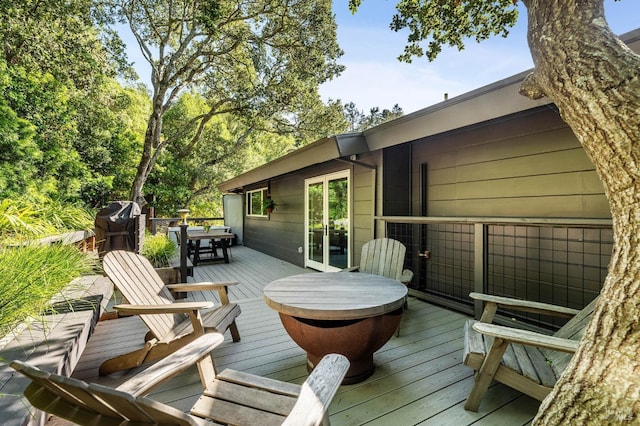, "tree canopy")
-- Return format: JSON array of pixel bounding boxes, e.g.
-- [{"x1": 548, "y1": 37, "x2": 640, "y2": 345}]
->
[
  {"x1": 0, "y1": 0, "x2": 142, "y2": 205},
  {"x1": 97, "y1": 0, "x2": 347, "y2": 207},
  {"x1": 343, "y1": 102, "x2": 404, "y2": 132},
  {"x1": 0, "y1": 0, "x2": 357, "y2": 215}
]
